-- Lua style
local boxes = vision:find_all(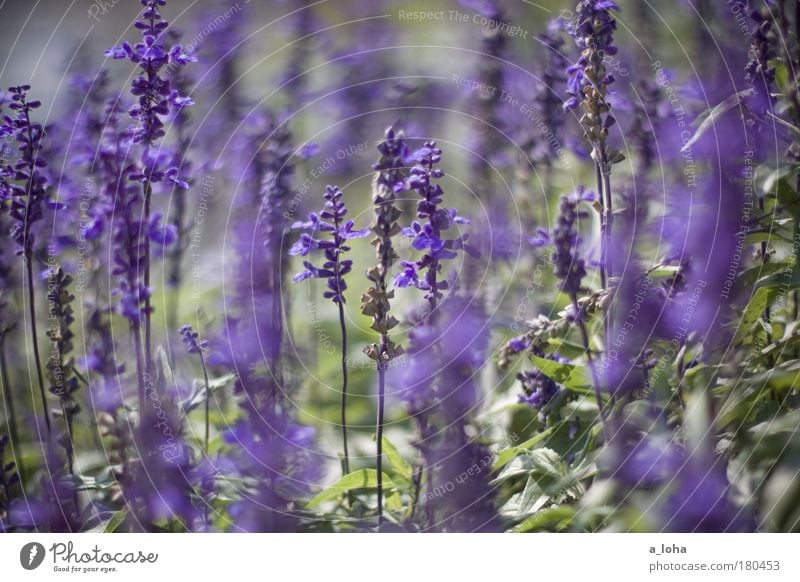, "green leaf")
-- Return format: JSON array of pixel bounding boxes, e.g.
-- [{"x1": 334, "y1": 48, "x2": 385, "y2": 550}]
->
[
  {"x1": 154, "y1": 345, "x2": 175, "y2": 392},
  {"x1": 182, "y1": 373, "x2": 236, "y2": 415},
  {"x1": 529, "y1": 354, "x2": 593, "y2": 395},
  {"x1": 754, "y1": 270, "x2": 800, "y2": 292},
  {"x1": 103, "y1": 510, "x2": 128, "y2": 533},
  {"x1": 545, "y1": 338, "x2": 588, "y2": 360},
  {"x1": 645, "y1": 264, "x2": 681, "y2": 279},
  {"x1": 745, "y1": 229, "x2": 793, "y2": 246},
  {"x1": 517, "y1": 476, "x2": 549, "y2": 514},
  {"x1": 736, "y1": 262, "x2": 790, "y2": 293},
  {"x1": 514, "y1": 506, "x2": 576, "y2": 532},
  {"x1": 307, "y1": 469, "x2": 397, "y2": 508},
  {"x1": 493, "y1": 447, "x2": 564, "y2": 485},
  {"x1": 762, "y1": 165, "x2": 795, "y2": 195},
  {"x1": 378, "y1": 436, "x2": 412, "y2": 480},
  {"x1": 493, "y1": 428, "x2": 554, "y2": 471},
  {"x1": 734, "y1": 286, "x2": 781, "y2": 345}
]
